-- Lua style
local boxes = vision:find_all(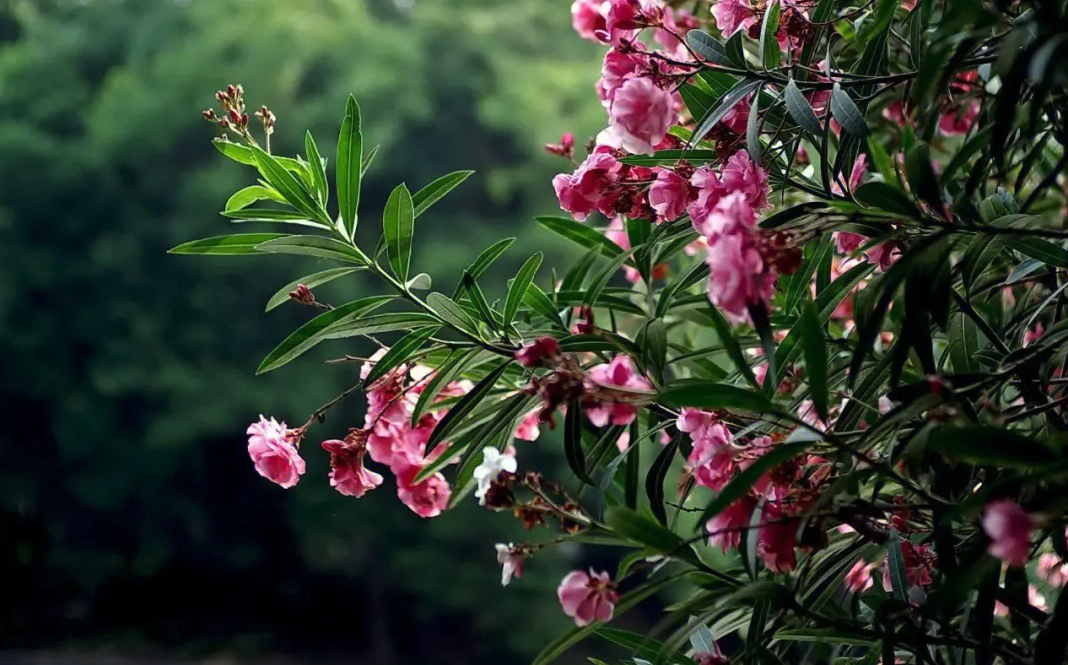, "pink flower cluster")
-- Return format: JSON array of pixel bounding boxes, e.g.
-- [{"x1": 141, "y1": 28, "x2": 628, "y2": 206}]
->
[
  {"x1": 584, "y1": 355, "x2": 653, "y2": 427},
  {"x1": 710, "y1": 0, "x2": 814, "y2": 56}
]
